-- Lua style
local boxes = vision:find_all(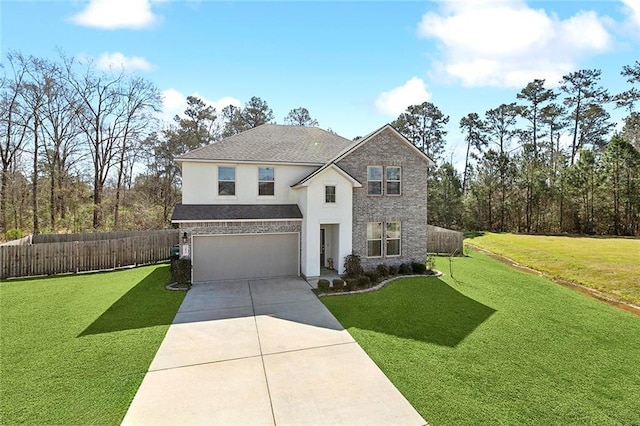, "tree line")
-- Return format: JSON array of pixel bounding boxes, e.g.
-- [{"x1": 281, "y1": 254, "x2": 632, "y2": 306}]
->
[
  {"x1": 392, "y1": 64, "x2": 640, "y2": 236},
  {"x1": 1, "y1": 50, "x2": 638, "y2": 237},
  {"x1": 0, "y1": 51, "x2": 318, "y2": 236}
]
